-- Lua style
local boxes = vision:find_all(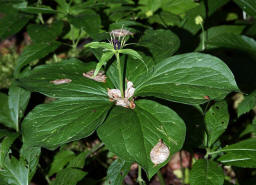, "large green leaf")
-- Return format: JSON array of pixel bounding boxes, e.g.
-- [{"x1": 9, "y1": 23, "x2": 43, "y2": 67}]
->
[
  {"x1": 106, "y1": 158, "x2": 132, "y2": 185},
  {"x1": 8, "y1": 85, "x2": 30, "y2": 132},
  {"x1": 161, "y1": 0, "x2": 199, "y2": 15},
  {"x1": 237, "y1": 90, "x2": 256, "y2": 117},
  {"x1": 205, "y1": 101, "x2": 229, "y2": 147},
  {"x1": 190, "y1": 159, "x2": 224, "y2": 185},
  {"x1": 0, "y1": 93, "x2": 12, "y2": 128},
  {"x1": 139, "y1": 29, "x2": 180, "y2": 63},
  {"x1": 234, "y1": 0, "x2": 256, "y2": 17},
  {"x1": 27, "y1": 21, "x2": 64, "y2": 42},
  {"x1": 207, "y1": 34, "x2": 256, "y2": 58},
  {"x1": 135, "y1": 53, "x2": 238, "y2": 105},
  {"x1": 0, "y1": 157, "x2": 29, "y2": 185},
  {"x1": 0, "y1": 3, "x2": 31, "y2": 40},
  {"x1": 17, "y1": 59, "x2": 109, "y2": 99},
  {"x1": 196, "y1": 25, "x2": 245, "y2": 51},
  {"x1": 14, "y1": 41, "x2": 61, "y2": 76},
  {"x1": 217, "y1": 138, "x2": 256, "y2": 168},
  {"x1": 0, "y1": 130, "x2": 19, "y2": 167},
  {"x1": 68, "y1": 9, "x2": 101, "y2": 39},
  {"x1": 48, "y1": 150, "x2": 75, "y2": 176},
  {"x1": 22, "y1": 98, "x2": 112, "y2": 150},
  {"x1": 97, "y1": 99, "x2": 186, "y2": 178},
  {"x1": 20, "y1": 144, "x2": 41, "y2": 181}
]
